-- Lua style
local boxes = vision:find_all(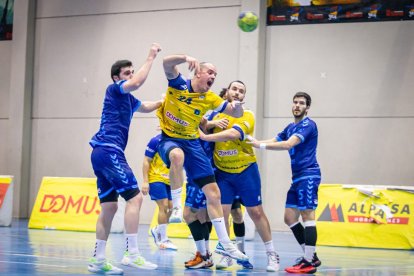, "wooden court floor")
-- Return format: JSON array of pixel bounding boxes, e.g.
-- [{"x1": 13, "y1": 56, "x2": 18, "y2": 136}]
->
[{"x1": 0, "y1": 219, "x2": 413, "y2": 275}]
